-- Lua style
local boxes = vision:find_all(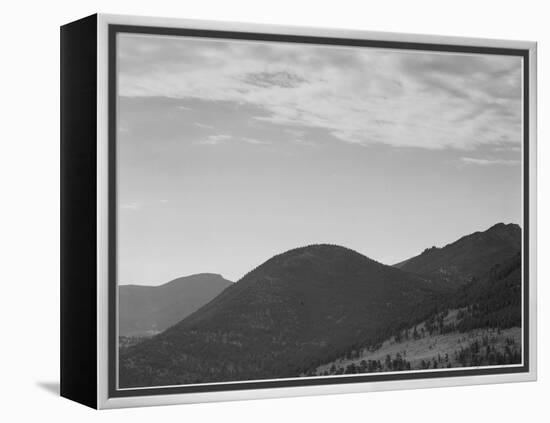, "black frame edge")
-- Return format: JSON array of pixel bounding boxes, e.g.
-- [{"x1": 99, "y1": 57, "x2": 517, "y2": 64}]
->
[{"x1": 60, "y1": 13, "x2": 98, "y2": 409}]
